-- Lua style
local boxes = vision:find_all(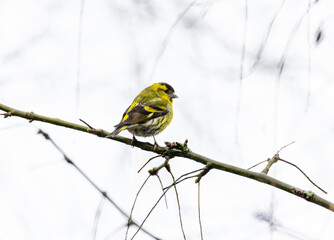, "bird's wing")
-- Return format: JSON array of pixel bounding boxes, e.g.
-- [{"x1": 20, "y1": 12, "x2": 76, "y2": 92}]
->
[{"x1": 115, "y1": 98, "x2": 170, "y2": 128}]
